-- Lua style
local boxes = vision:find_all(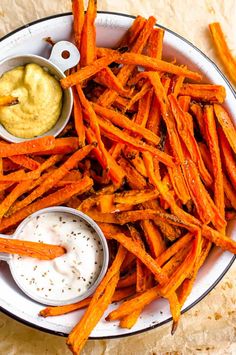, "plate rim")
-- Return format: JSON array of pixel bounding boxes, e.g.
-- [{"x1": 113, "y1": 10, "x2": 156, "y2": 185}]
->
[{"x1": 0, "y1": 10, "x2": 235, "y2": 340}]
